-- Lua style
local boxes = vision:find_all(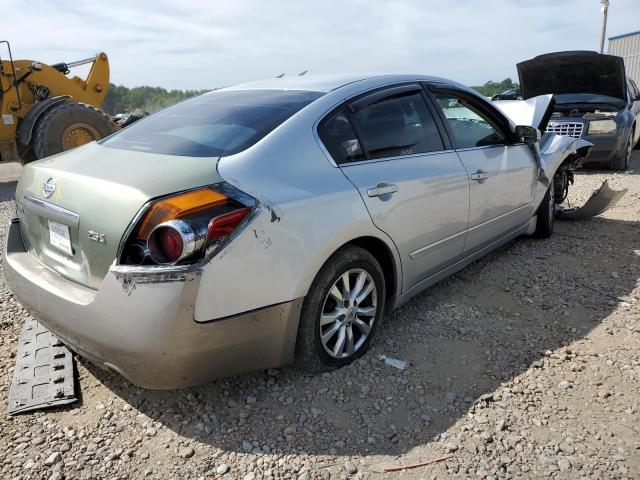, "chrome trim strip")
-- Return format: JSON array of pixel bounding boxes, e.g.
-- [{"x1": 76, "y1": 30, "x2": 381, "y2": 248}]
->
[
  {"x1": 23, "y1": 196, "x2": 80, "y2": 226},
  {"x1": 410, "y1": 203, "x2": 533, "y2": 261},
  {"x1": 340, "y1": 149, "x2": 457, "y2": 167},
  {"x1": 396, "y1": 222, "x2": 529, "y2": 308},
  {"x1": 409, "y1": 229, "x2": 466, "y2": 259},
  {"x1": 466, "y1": 203, "x2": 533, "y2": 233},
  {"x1": 455, "y1": 144, "x2": 507, "y2": 153}
]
